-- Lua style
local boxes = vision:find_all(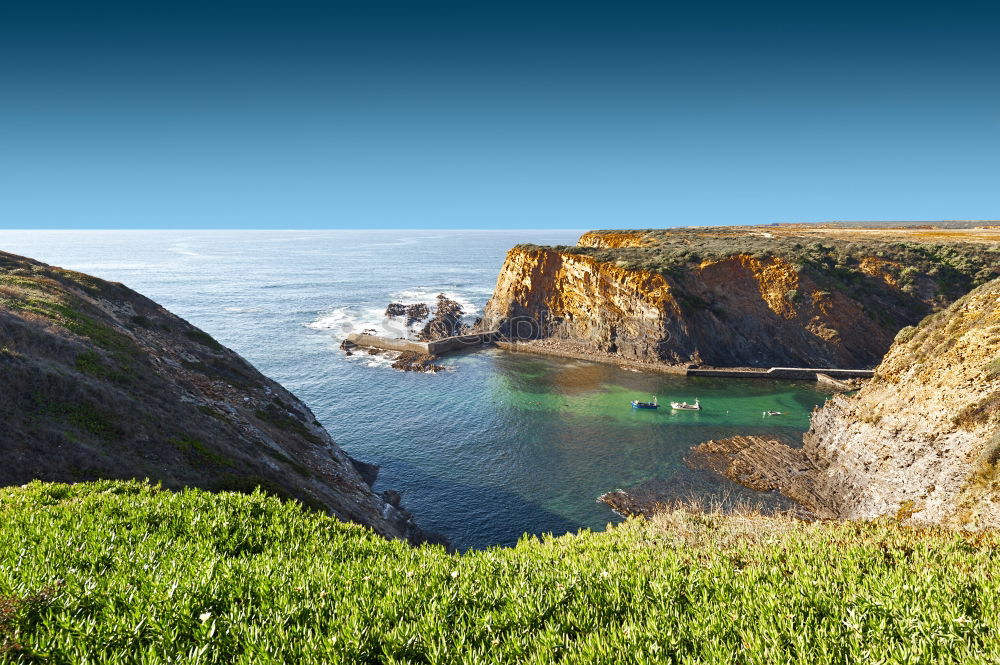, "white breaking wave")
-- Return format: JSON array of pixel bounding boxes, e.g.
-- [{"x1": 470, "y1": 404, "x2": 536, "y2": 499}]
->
[
  {"x1": 387, "y1": 287, "x2": 482, "y2": 317},
  {"x1": 306, "y1": 306, "x2": 395, "y2": 339},
  {"x1": 307, "y1": 286, "x2": 489, "y2": 341}
]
